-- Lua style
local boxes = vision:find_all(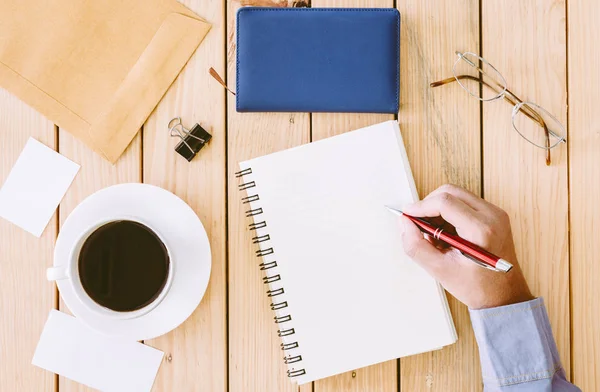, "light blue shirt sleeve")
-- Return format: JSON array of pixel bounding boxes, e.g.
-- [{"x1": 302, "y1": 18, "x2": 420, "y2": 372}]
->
[{"x1": 469, "y1": 298, "x2": 580, "y2": 391}]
